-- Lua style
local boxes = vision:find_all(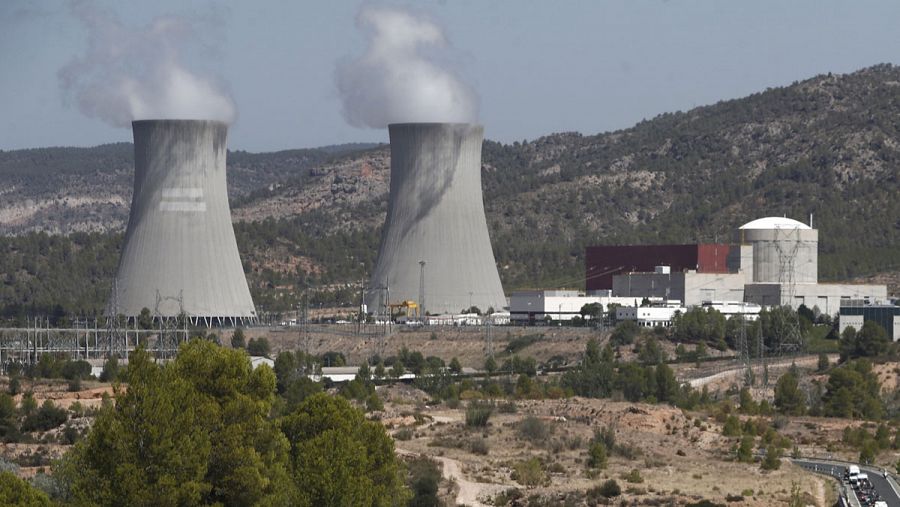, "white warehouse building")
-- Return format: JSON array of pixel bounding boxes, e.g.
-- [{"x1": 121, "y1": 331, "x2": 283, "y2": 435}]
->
[{"x1": 508, "y1": 290, "x2": 667, "y2": 322}]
